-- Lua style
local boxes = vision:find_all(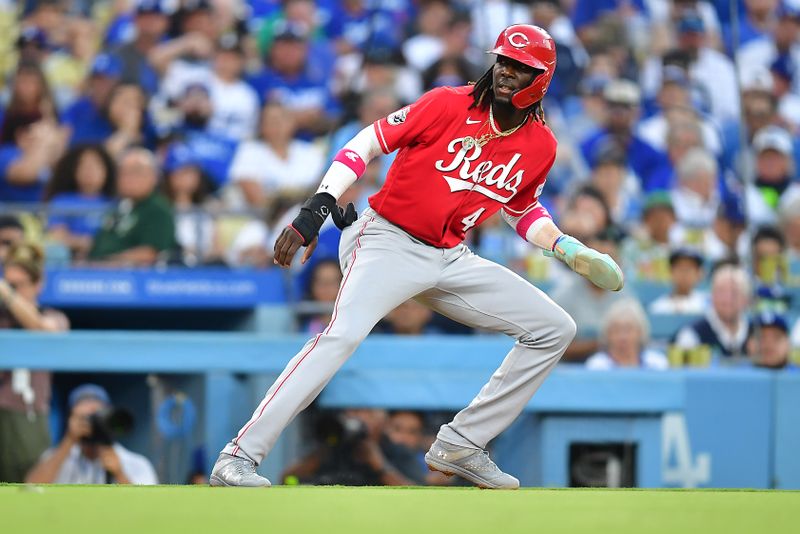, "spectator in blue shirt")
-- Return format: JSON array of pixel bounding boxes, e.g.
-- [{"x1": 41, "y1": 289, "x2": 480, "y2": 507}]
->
[
  {"x1": 61, "y1": 53, "x2": 123, "y2": 146},
  {"x1": 162, "y1": 83, "x2": 238, "y2": 188},
  {"x1": 581, "y1": 79, "x2": 673, "y2": 192},
  {"x1": 44, "y1": 145, "x2": 115, "y2": 261},
  {"x1": 247, "y1": 21, "x2": 340, "y2": 138},
  {"x1": 325, "y1": 0, "x2": 410, "y2": 55},
  {"x1": 0, "y1": 63, "x2": 66, "y2": 203},
  {"x1": 748, "y1": 312, "x2": 795, "y2": 369}
]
